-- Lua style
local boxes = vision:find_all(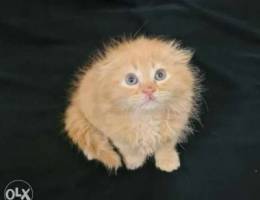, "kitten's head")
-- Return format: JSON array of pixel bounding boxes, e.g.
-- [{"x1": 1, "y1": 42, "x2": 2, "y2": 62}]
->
[{"x1": 92, "y1": 36, "x2": 198, "y2": 113}]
